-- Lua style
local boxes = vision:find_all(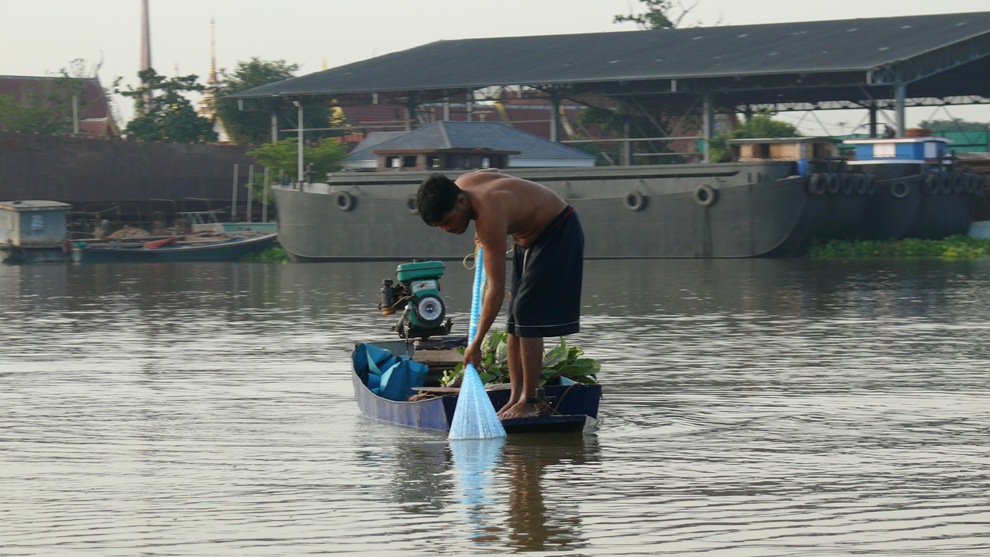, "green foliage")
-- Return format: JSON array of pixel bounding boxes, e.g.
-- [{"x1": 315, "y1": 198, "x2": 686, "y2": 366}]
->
[
  {"x1": 918, "y1": 119, "x2": 989, "y2": 133},
  {"x1": 614, "y1": 0, "x2": 677, "y2": 29},
  {"x1": 248, "y1": 137, "x2": 349, "y2": 182},
  {"x1": 0, "y1": 65, "x2": 87, "y2": 134},
  {"x1": 574, "y1": 102, "x2": 687, "y2": 165},
  {"x1": 539, "y1": 337, "x2": 601, "y2": 385},
  {"x1": 584, "y1": 0, "x2": 712, "y2": 166},
  {"x1": 0, "y1": 94, "x2": 56, "y2": 133},
  {"x1": 119, "y1": 68, "x2": 218, "y2": 143},
  {"x1": 808, "y1": 235, "x2": 990, "y2": 260},
  {"x1": 586, "y1": 1, "x2": 704, "y2": 164},
  {"x1": 441, "y1": 329, "x2": 600, "y2": 387},
  {"x1": 216, "y1": 58, "x2": 334, "y2": 145},
  {"x1": 733, "y1": 113, "x2": 801, "y2": 138},
  {"x1": 576, "y1": 0, "x2": 693, "y2": 165},
  {"x1": 573, "y1": 106, "x2": 622, "y2": 164},
  {"x1": 710, "y1": 112, "x2": 801, "y2": 162},
  {"x1": 240, "y1": 246, "x2": 291, "y2": 263}
]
